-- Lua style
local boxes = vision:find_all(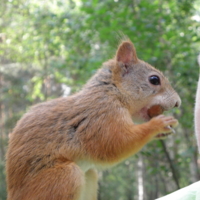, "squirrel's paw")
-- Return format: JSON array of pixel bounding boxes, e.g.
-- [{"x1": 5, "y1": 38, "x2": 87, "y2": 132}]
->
[{"x1": 149, "y1": 115, "x2": 178, "y2": 134}]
